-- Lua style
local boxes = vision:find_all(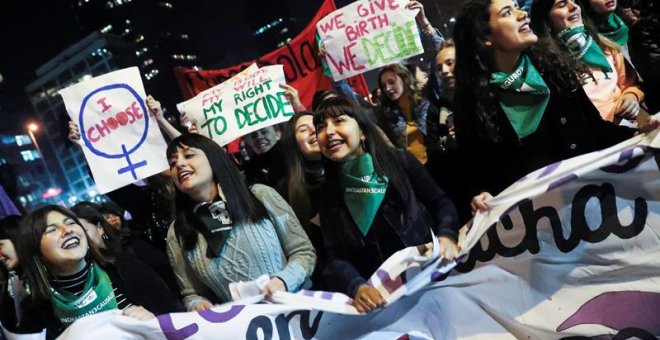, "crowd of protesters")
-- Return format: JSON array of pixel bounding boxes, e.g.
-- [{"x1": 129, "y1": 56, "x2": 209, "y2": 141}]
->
[{"x1": 1, "y1": 0, "x2": 658, "y2": 336}]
